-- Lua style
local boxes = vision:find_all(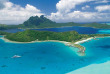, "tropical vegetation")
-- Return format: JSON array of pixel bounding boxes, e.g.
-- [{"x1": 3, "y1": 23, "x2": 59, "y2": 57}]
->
[{"x1": 4, "y1": 30, "x2": 110, "y2": 42}]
